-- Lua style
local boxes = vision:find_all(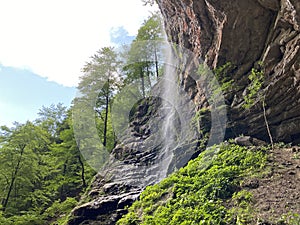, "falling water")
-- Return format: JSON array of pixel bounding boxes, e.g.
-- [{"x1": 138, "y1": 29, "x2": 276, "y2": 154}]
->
[
  {"x1": 95, "y1": 41, "x2": 199, "y2": 189},
  {"x1": 157, "y1": 44, "x2": 180, "y2": 180}
]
